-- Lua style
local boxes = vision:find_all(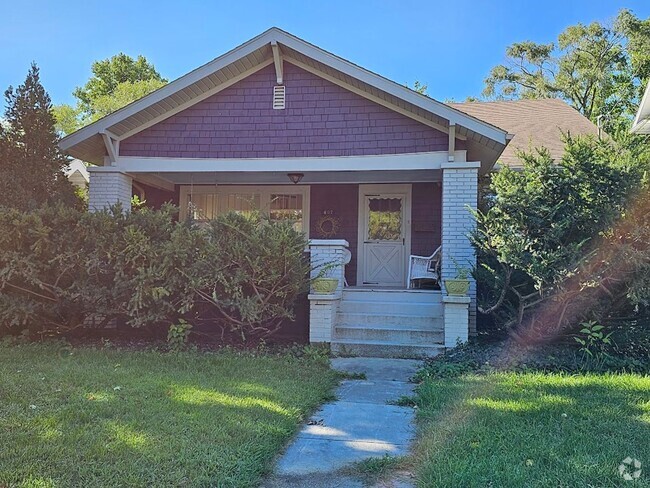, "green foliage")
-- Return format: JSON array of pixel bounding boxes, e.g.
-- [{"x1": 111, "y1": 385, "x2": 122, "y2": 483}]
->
[
  {"x1": 0, "y1": 342, "x2": 339, "y2": 487},
  {"x1": 188, "y1": 211, "x2": 311, "y2": 339},
  {"x1": 86, "y1": 78, "x2": 167, "y2": 123},
  {"x1": 483, "y1": 9, "x2": 649, "y2": 133},
  {"x1": 73, "y1": 53, "x2": 166, "y2": 118},
  {"x1": 411, "y1": 80, "x2": 428, "y2": 95},
  {"x1": 0, "y1": 204, "x2": 192, "y2": 334},
  {"x1": 574, "y1": 320, "x2": 613, "y2": 370},
  {"x1": 54, "y1": 53, "x2": 167, "y2": 134},
  {"x1": 414, "y1": 371, "x2": 650, "y2": 486},
  {"x1": 167, "y1": 319, "x2": 192, "y2": 352},
  {"x1": 0, "y1": 206, "x2": 309, "y2": 341},
  {"x1": 0, "y1": 63, "x2": 78, "y2": 210},
  {"x1": 52, "y1": 103, "x2": 81, "y2": 135},
  {"x1": 413, "y1": 358, "x2": 478, "y2": 381},
  {"x1": 473, "y1": 134, "x2": 640, "y2": 327}
]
